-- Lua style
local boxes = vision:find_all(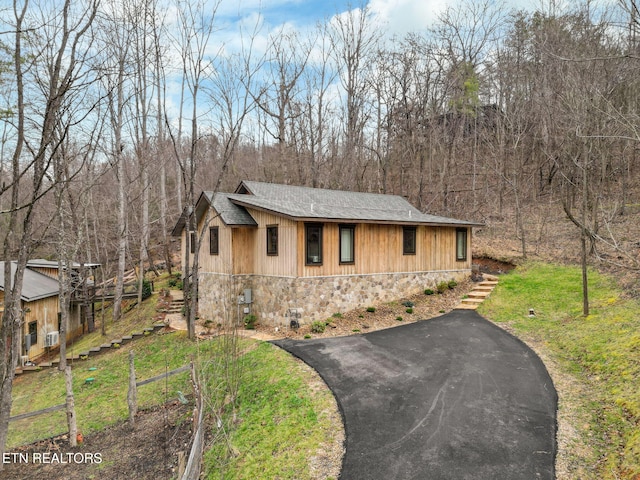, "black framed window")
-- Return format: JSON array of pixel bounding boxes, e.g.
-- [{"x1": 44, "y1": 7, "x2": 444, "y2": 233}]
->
[
  {"x1": 189, "y1": 231, "x2": 196, "y2": 254},
  {"x1": 305, "y1": 223, "x2": 323, "y2": 265},
  {"x1": 27, "y1": 321, "x2": 37, "y2": 348},
  {"x1": 209, "y1": 227, "x2": 219, "y2": 255},
  {"x1": 403, "y1": 226, "x2": 417, "y2": 255},
  {"x1": 456, "y1": 228, "x2": 468, "y2": 261},
  {"x1": 267, "y1": 225, "x2": 278, "y2": 256},
  {"x1": 339, "y1": 225, "x2": 355, "y2": 264}
]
